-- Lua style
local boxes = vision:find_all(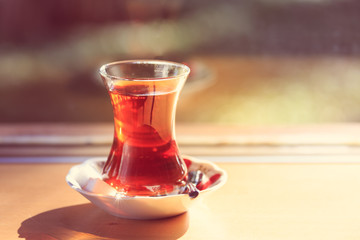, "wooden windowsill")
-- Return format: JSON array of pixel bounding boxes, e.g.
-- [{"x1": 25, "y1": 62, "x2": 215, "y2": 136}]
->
[{"x1": 1, "y1": 123, "x2": 360, "y2": 156}]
